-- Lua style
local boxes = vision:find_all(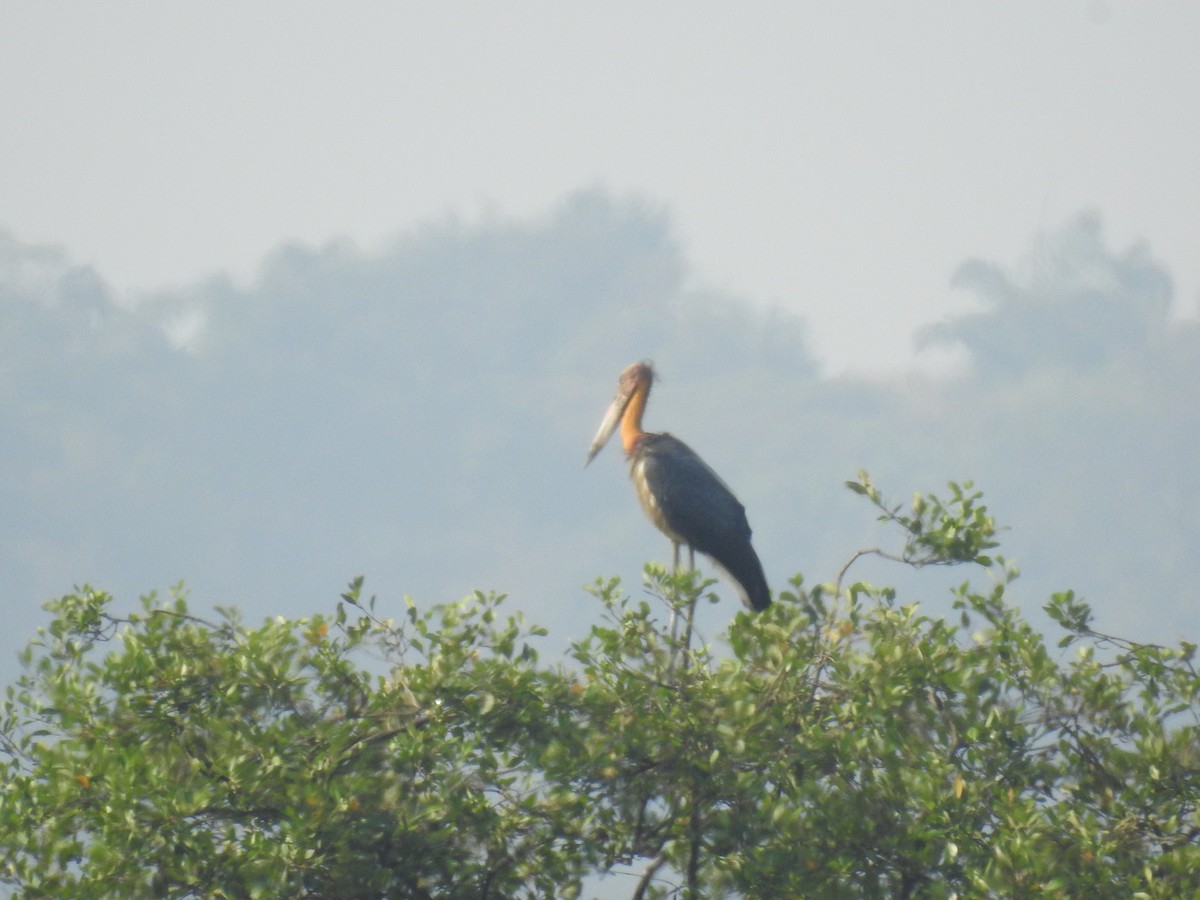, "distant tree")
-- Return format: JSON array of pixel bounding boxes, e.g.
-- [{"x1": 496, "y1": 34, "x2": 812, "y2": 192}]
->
[{"x1": 3, "y1": 476, "x2": 1198, "y2": 897}]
